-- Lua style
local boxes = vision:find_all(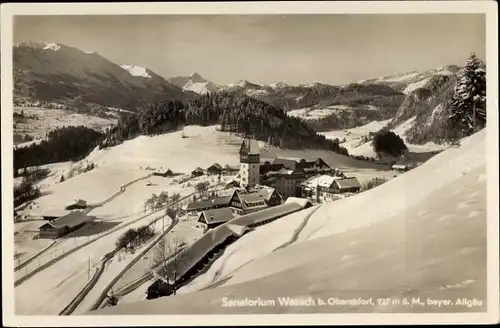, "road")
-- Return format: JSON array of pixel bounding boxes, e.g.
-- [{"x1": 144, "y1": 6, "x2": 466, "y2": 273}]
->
[{"x1": 59, "y1": 215, "x2": 179, "y2": 315}]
